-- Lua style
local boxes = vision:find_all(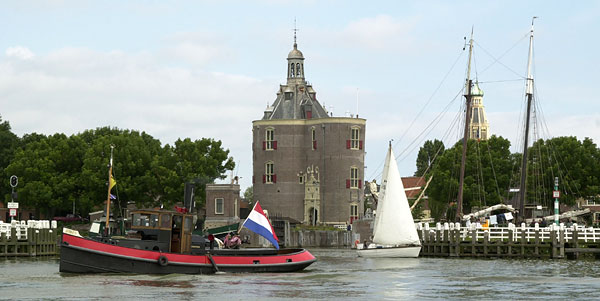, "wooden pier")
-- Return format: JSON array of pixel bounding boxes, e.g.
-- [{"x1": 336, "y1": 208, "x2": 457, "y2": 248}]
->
[
  {"x1": 418, "y1": 222, "x2": 600, "y2": 259},
  {"x1": 0, "y1": 228, "x2": 59, "y2": 257}
]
